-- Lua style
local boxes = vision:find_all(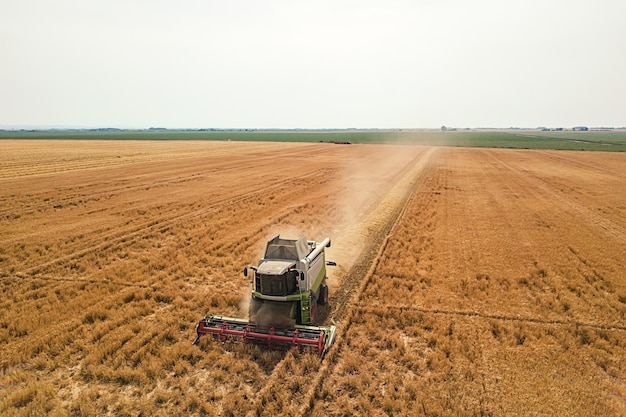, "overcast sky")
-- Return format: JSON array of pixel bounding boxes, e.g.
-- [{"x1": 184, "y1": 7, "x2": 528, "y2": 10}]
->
[{"x1": 1, "y1": 1, "x2": 624, "y2": 129}]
